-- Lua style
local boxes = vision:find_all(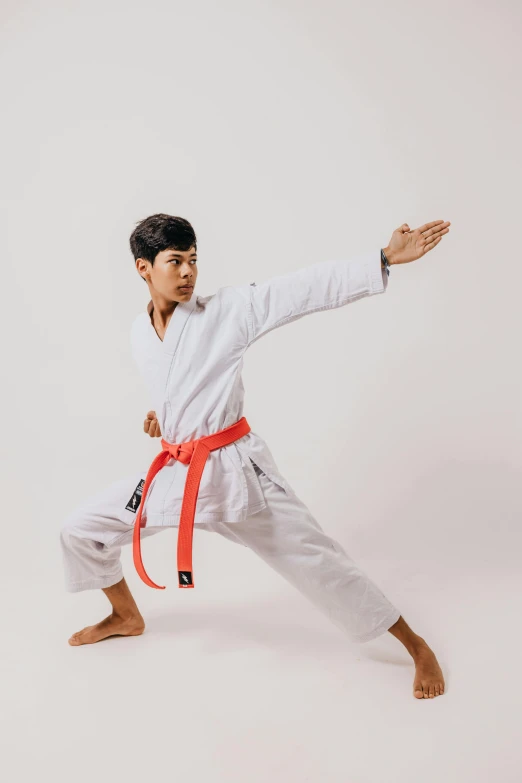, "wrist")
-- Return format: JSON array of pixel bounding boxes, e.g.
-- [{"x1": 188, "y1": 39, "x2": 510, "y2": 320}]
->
[{"x1": 382, "y1": 246, "x2": 397, "y2": 266}]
